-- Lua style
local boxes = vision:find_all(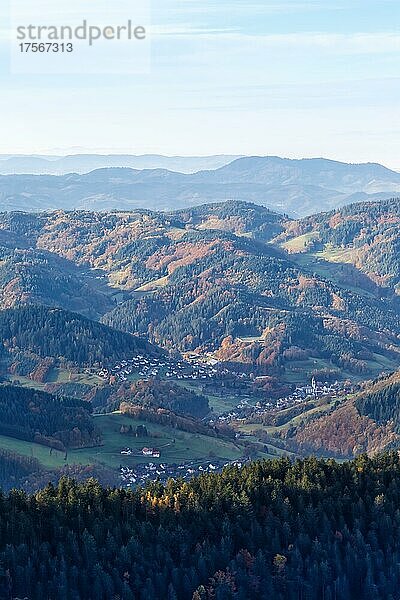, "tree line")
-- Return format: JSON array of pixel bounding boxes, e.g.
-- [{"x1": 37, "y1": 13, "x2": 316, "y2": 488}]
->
[{"x1": 1, "y1": 453, "x2": 400, "y2": 598}]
